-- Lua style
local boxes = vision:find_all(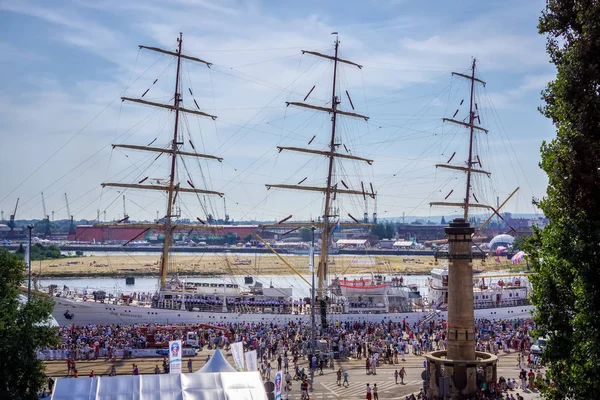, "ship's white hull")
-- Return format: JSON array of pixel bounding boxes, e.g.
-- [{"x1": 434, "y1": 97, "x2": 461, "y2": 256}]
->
[{"x1": 52, "y1": 296, "x2": 534, "y2": 326}]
